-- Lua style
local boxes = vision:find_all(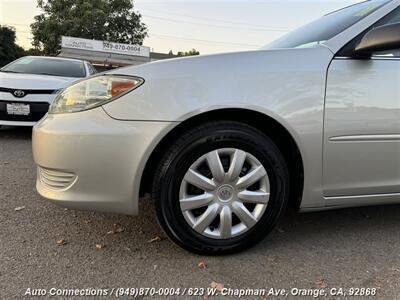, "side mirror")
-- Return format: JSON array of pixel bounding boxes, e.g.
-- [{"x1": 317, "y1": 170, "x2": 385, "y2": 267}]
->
[{"x1": 354, "y1": 22, "x2": 400, "y2": 57}]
